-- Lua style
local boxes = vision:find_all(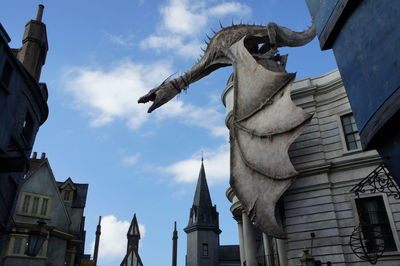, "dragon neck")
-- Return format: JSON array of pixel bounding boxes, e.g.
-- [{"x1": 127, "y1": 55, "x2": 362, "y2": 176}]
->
[{"x1": 173, "y1": 56, "x2": 211, "y2": 90}]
